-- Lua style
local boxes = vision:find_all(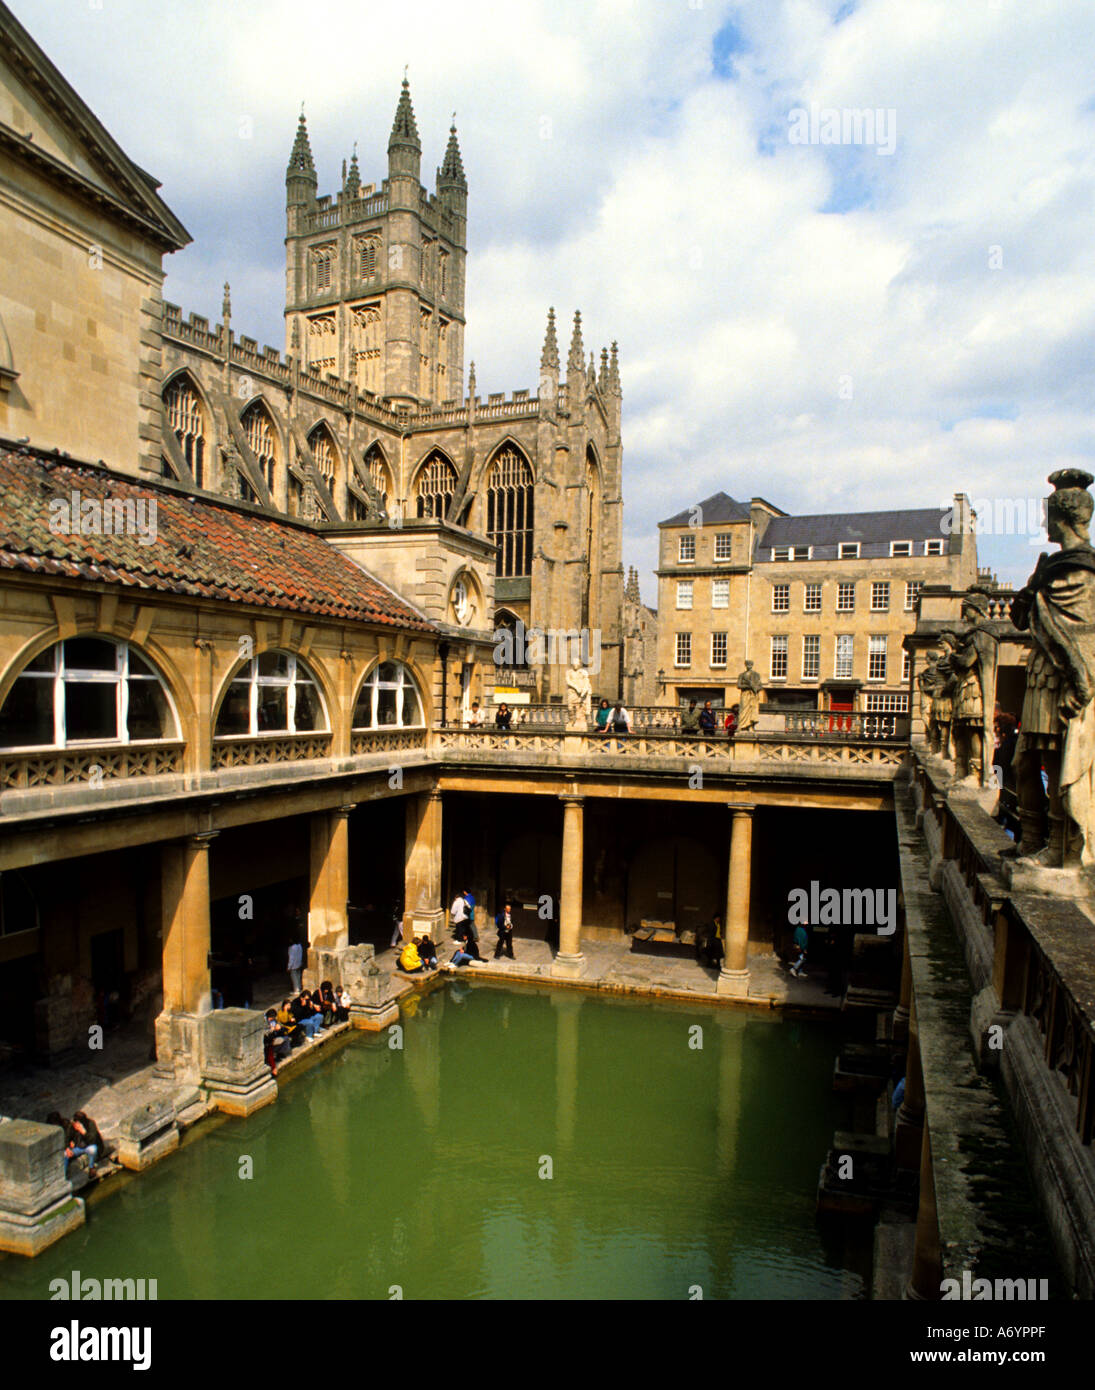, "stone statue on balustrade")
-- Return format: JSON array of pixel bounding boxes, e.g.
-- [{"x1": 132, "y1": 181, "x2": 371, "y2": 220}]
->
[
  {"x1": 949, "y1": 588, "x2": 998, "y2": 788},
  {"x1": 917, "y1": 663, "x2": 938, "y2": 749},
  {"x1": 565, "y1": 658, "x2": 592, "y2": 730},
  {"x1": 927, "y1": 633, "x2": 957, "y2": 759},
  {"x1": 735, "y1": 660, "x2": 762, "y2": 733},
  {"x1": 1008, "y1": 469, "x2": 1095, "y2": 868}
]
